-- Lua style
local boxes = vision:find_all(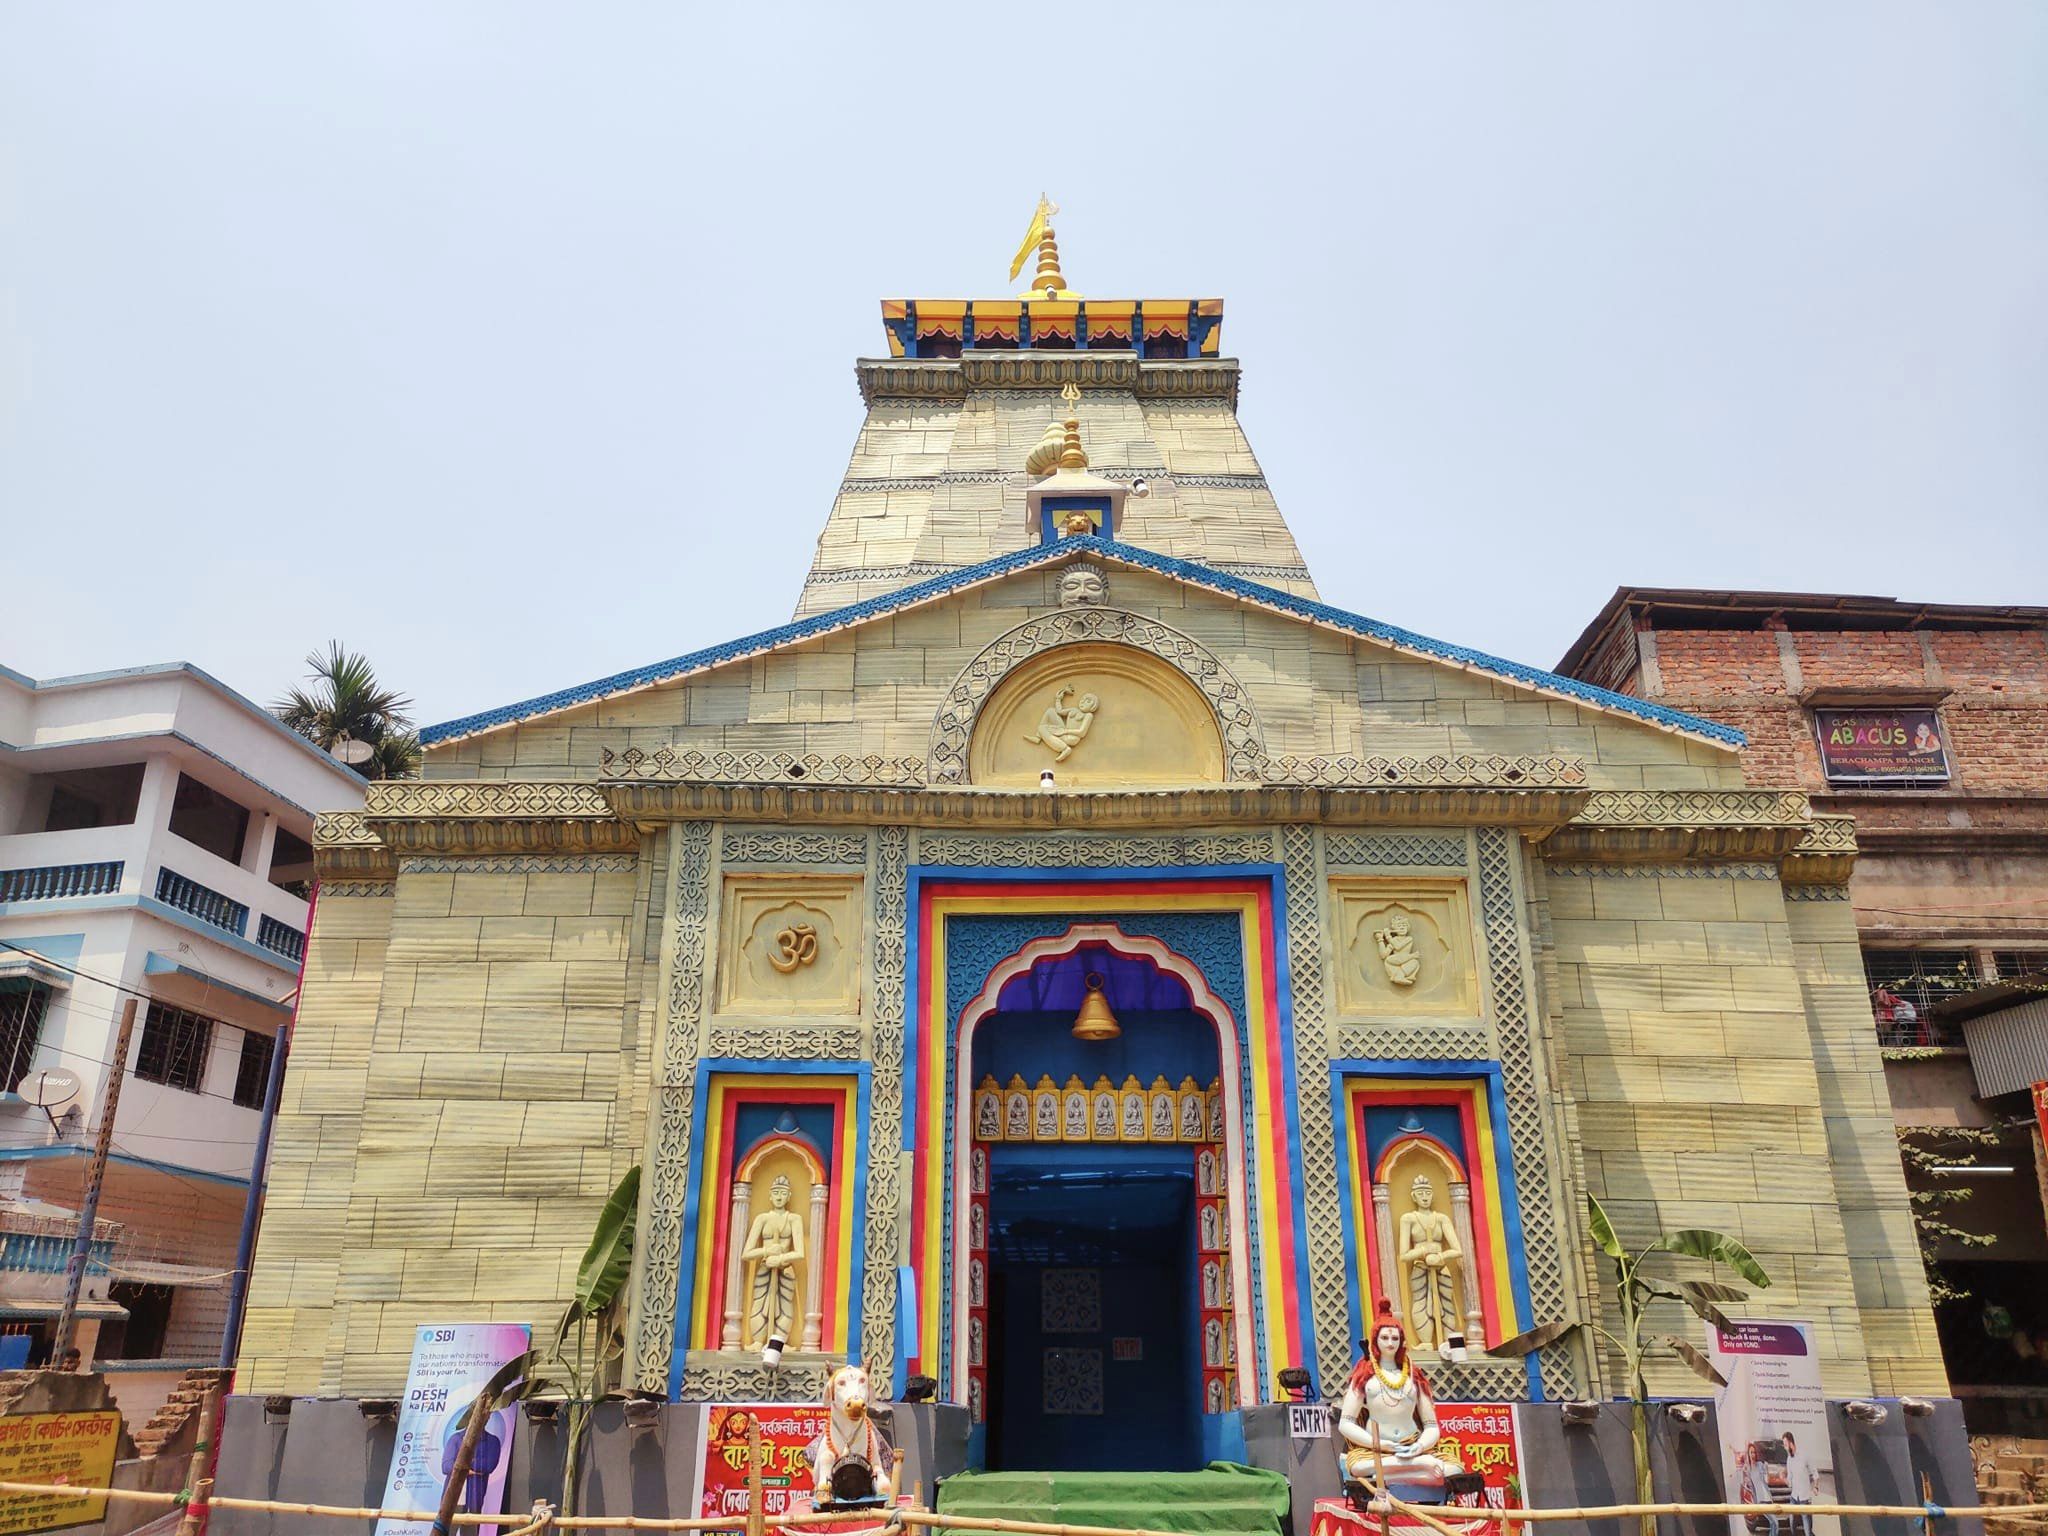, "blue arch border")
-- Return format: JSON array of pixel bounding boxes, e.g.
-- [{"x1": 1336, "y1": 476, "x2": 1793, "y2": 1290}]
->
[
  {"x1": 1328, "y1": 1059, "x2": 1543, "y2": 1401},
  {"x1": 902, "y1": 860, "x2": 1318, "y2": 1405},
  {"x1": 667, "y1": 1058, "x2": 873, "y2": 1401}
]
